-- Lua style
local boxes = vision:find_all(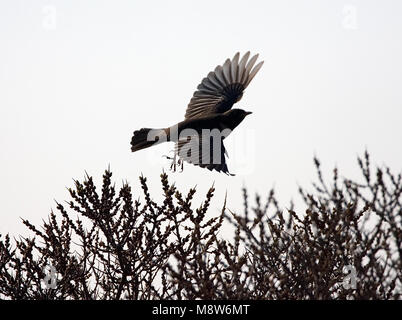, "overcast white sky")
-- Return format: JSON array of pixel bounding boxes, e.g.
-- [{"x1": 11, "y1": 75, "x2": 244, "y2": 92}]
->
[{"x1": 1, "y1": 0, "x2": 401, "y2": 237}]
